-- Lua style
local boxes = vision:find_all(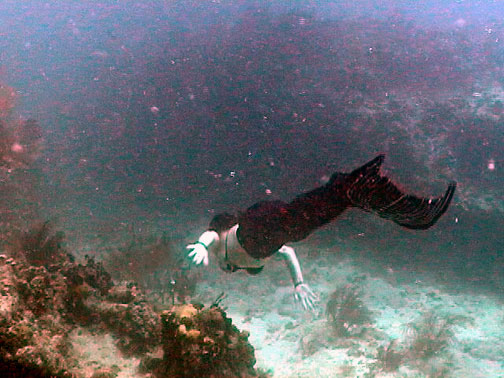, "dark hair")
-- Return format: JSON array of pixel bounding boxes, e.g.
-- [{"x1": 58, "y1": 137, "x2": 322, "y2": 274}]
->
[{"x1": 209, "y1": 212, "x2": 238, "y2": 233}]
